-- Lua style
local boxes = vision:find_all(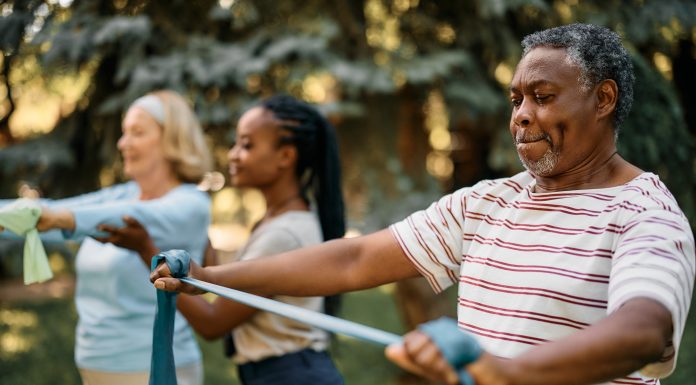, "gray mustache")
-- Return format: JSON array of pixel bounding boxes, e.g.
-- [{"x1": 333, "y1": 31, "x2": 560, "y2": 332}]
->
[{"x1": 516, "y1": 132, "x2": 551, "y2": 144}]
